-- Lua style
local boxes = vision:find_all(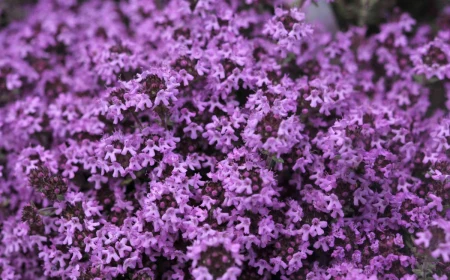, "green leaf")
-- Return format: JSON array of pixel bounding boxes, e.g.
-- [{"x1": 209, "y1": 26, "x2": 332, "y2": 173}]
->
[
  {"x1": 121, "y1": 177, "x2": 134, "y2": 186},
  {"x1": 413, "y1": 74, "x2": 426, "y2": 84},
  {"x1": 38, "y1": 207, "x2": 57, "y2": 216},
  {"x1": 413, "y1": 74, "x2": 440, "y2": 85},
  {"x1": 427, "y1": 76, "x2": 440, "y2": 84},
  {"x1": 271, "y1": 156, "x2": 284, "y2": 163},
  {"x1": 0, "y1": 199, "x2": 9, "y2": 207}
]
